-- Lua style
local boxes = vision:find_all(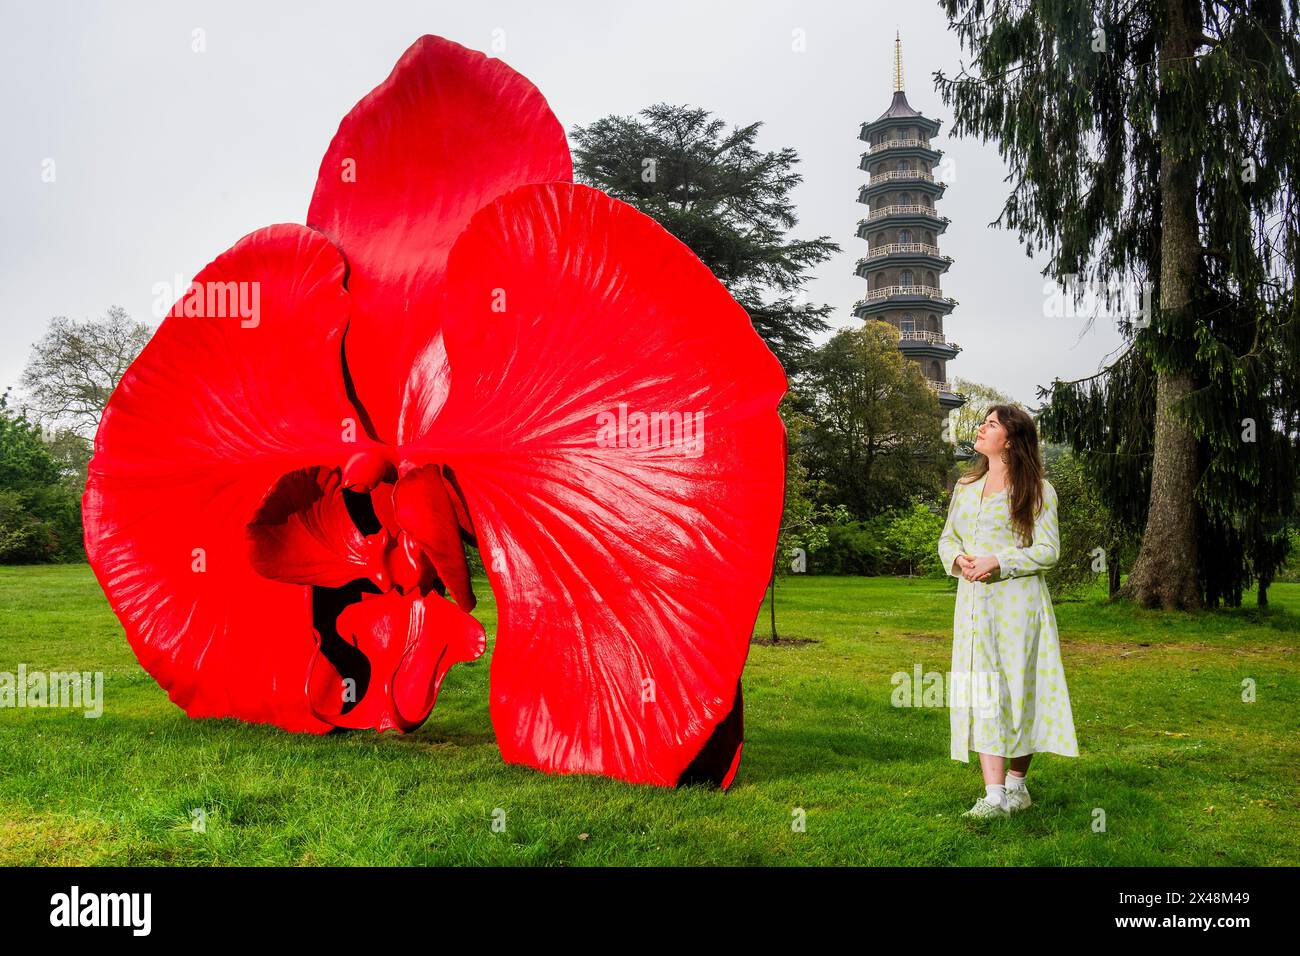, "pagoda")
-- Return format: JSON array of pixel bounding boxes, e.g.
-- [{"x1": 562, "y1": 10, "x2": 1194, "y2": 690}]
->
[{"x1": 853, "y1": 33, "x2": 965, "y2": 412}]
